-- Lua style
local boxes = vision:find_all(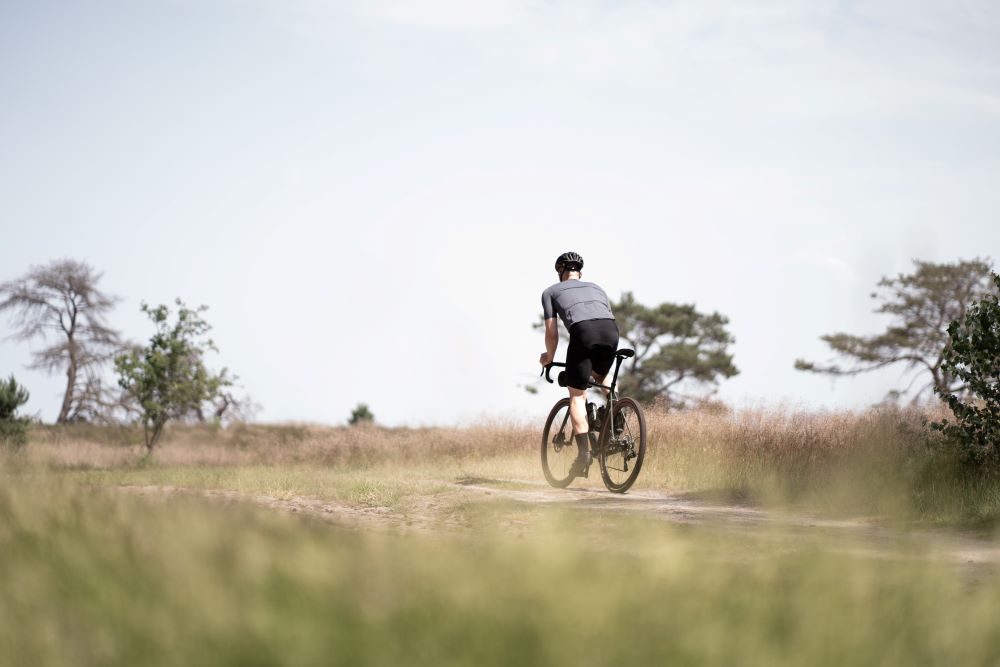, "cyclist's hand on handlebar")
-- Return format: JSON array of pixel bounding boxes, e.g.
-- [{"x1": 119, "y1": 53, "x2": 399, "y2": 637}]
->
[{"x1": 539, "y1": 352, "x2": 551, "y2": 367}]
